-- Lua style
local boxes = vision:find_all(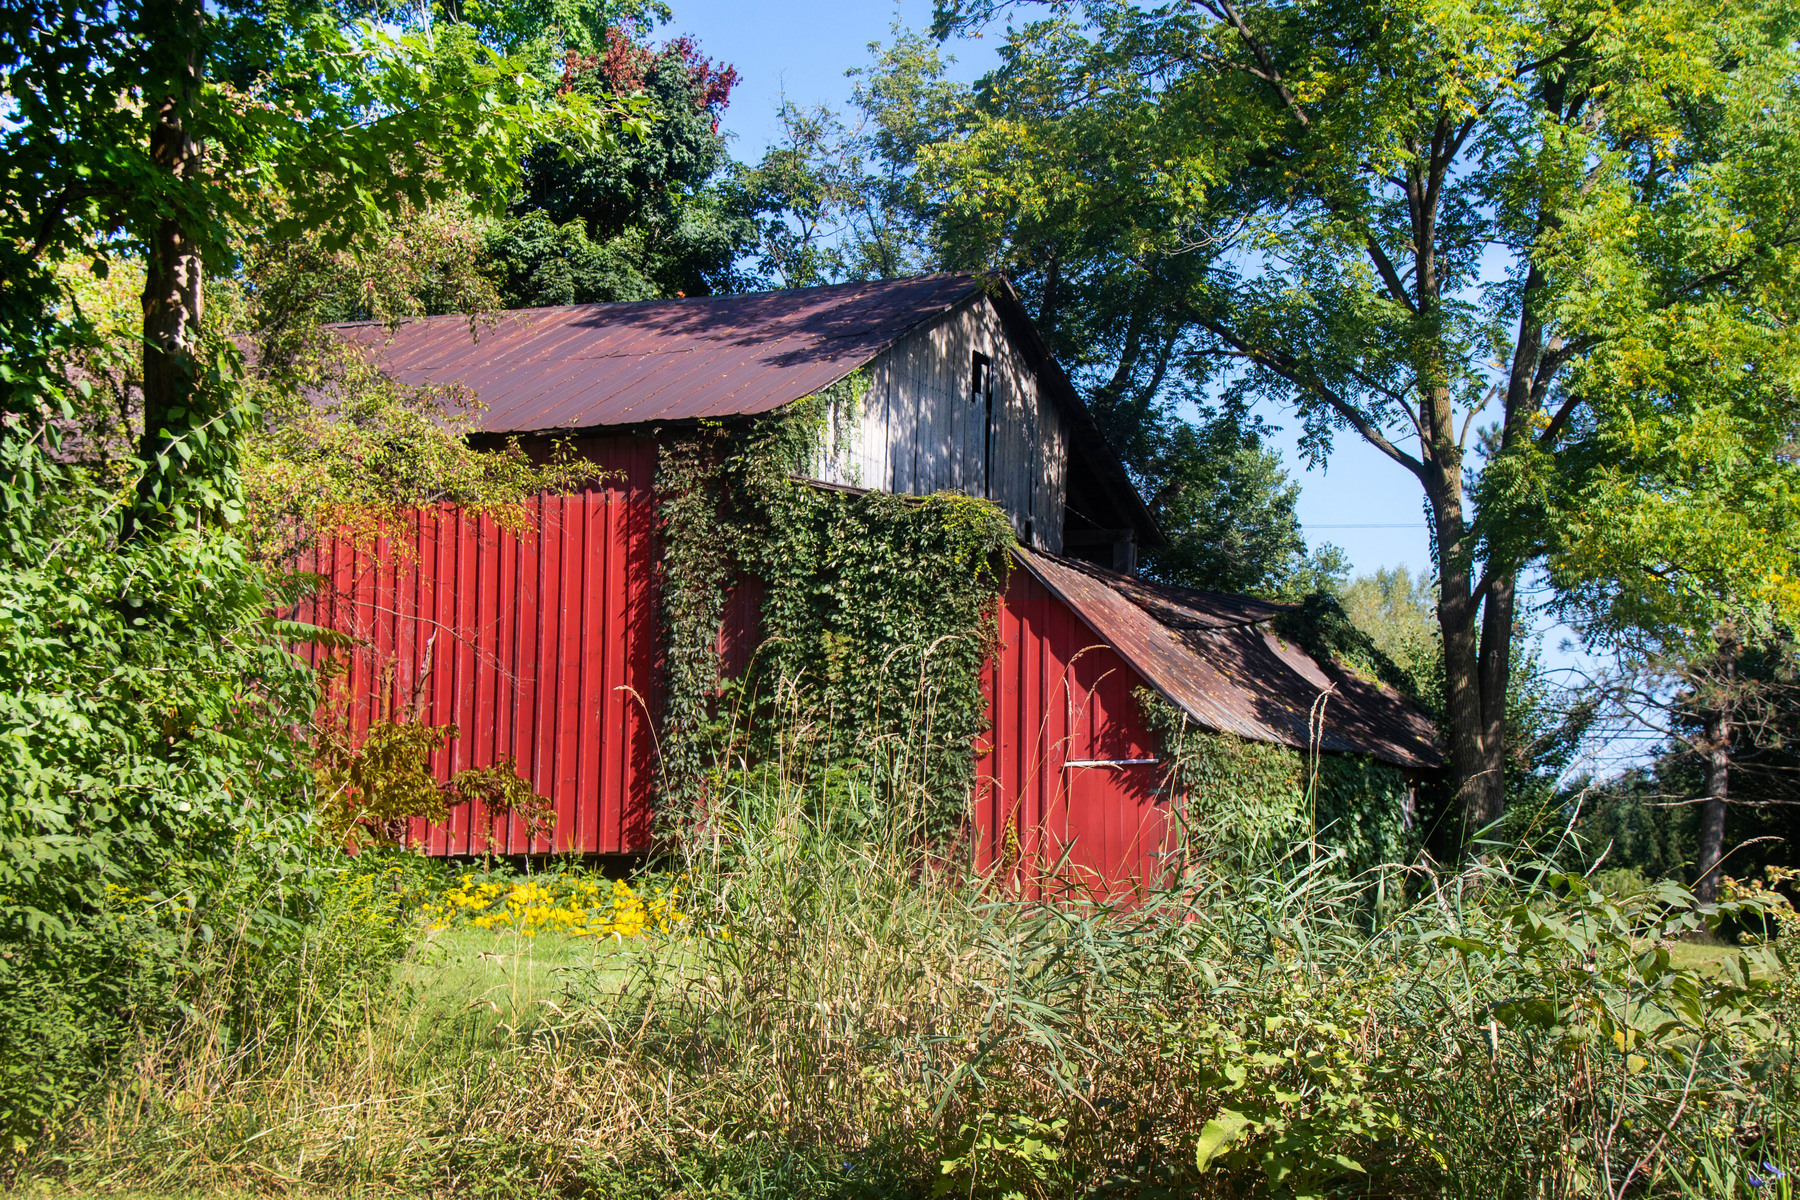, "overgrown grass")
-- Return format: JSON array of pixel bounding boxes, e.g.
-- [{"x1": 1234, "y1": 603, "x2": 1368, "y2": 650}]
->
[{"x1": 10, "y1": 766, "x2": 1797, "y2": 1199}]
